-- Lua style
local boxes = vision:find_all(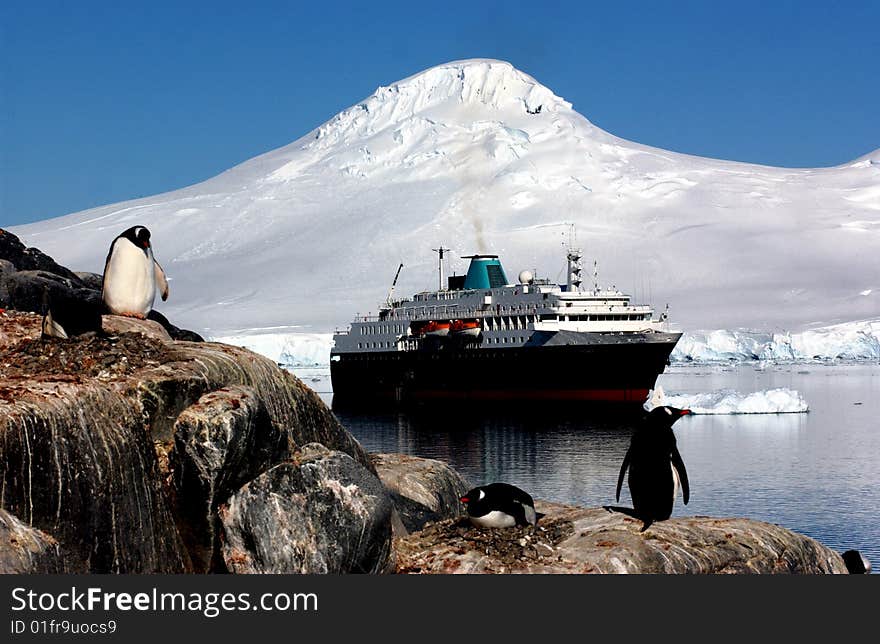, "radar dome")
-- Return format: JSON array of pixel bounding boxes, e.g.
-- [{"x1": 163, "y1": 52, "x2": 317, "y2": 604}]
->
[{"x1": 518, "y1": 270, "x2": 534, "y2": 285}]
